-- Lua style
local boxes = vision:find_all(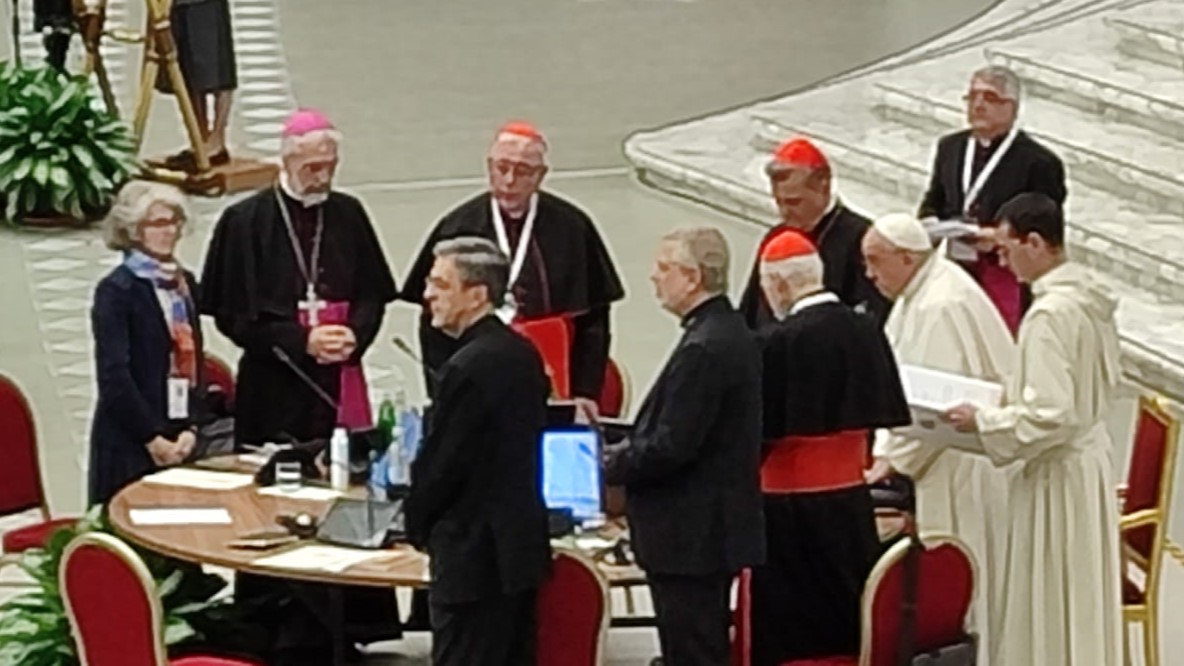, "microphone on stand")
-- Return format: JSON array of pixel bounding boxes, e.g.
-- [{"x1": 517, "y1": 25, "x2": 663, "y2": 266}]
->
[
  {"x1": 272, "y1": 345, "x2": 339, "y2": 411},
  {"x1": 392, "y1": 336, "x2": 438, "y2": 383}
]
